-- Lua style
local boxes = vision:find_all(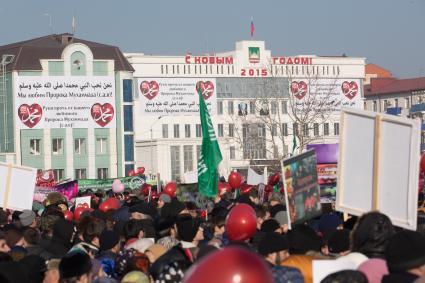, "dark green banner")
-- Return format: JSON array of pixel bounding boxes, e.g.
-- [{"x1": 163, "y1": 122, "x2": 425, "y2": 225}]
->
[{"x1": 78, "y1": 176, "x2": 145, "y2": 192}]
